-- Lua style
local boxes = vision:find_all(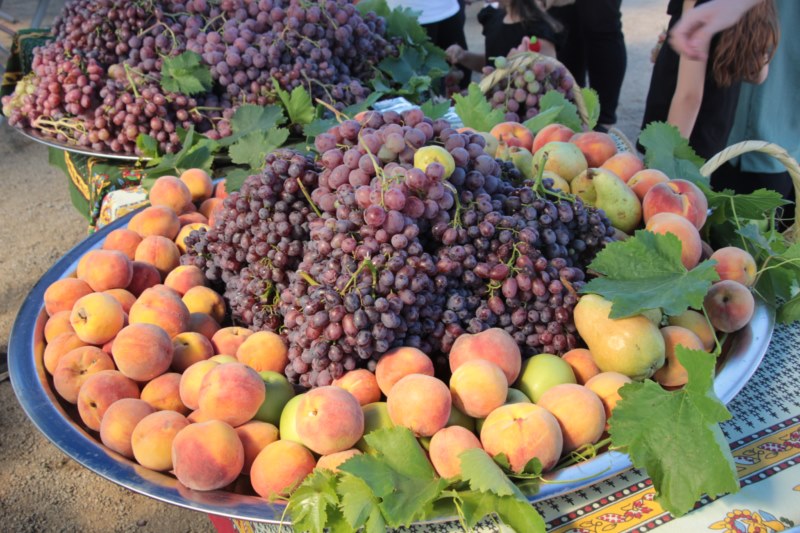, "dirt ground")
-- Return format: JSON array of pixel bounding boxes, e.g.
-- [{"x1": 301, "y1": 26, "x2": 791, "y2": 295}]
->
[{"x1": 0, "y1": 1, "x2": 668, "y2": 531}]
